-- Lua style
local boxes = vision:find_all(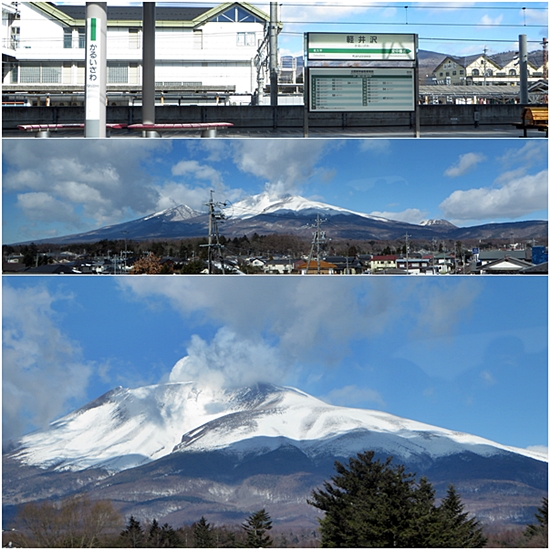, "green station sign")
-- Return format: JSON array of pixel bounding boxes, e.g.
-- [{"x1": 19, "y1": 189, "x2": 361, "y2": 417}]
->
[{"x1": 307, "y1": 33, "x2": 416, "y2": 61}]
